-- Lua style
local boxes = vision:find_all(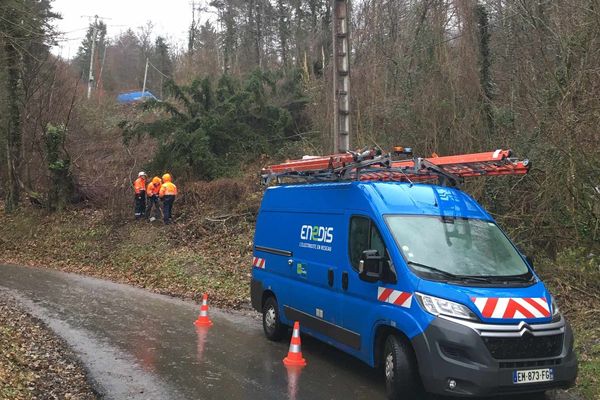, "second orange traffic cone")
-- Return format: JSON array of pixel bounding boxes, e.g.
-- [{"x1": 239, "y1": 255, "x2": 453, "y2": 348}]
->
[
  {"x1": 194, "y1": 293, "x2": 213, "y2": 327},
  {"x1": 283, "y1": 321, "x2": 307, "y2": 367}
]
